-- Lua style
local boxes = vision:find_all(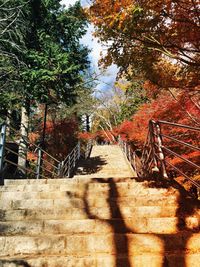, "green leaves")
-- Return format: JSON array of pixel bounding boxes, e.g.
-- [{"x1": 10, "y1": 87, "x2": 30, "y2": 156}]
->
[{"x1": 0, "y1": 0, "x2": 90, "y2": 113}]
